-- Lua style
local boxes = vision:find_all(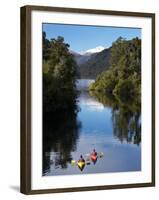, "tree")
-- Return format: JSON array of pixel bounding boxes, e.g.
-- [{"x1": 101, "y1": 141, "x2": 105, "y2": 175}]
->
[
  {"x1": 43, "y1": 31, "x2": 51, "y2": 61},
  {"x1": 43, "y1": 35, "x2": 78, "y2": 113},
  {"x1": 90, "y1": 37, "x2": 141, "y2": 104}
]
